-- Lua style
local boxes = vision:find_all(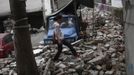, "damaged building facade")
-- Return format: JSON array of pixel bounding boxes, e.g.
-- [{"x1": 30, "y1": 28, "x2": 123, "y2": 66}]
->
[{"x1": 0, "y1": 0, "x2": 44, "y2": 33}]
